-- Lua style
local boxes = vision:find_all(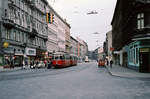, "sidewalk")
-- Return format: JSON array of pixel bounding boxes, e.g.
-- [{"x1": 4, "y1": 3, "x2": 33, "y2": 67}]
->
[
  {"x1": 0, "y1": 66, "x2": 27, "y2": 73},
  {"x1": 106, "y1": 64, "x2": 150, "y2": 79}
]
